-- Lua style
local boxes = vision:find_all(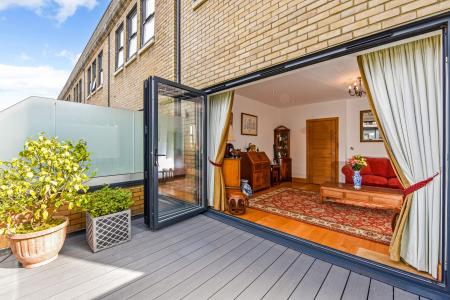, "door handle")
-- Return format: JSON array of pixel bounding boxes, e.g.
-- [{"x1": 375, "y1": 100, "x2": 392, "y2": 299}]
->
[{"x1": 154, "y1": 149, "x2": 166, "y2": 167}]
